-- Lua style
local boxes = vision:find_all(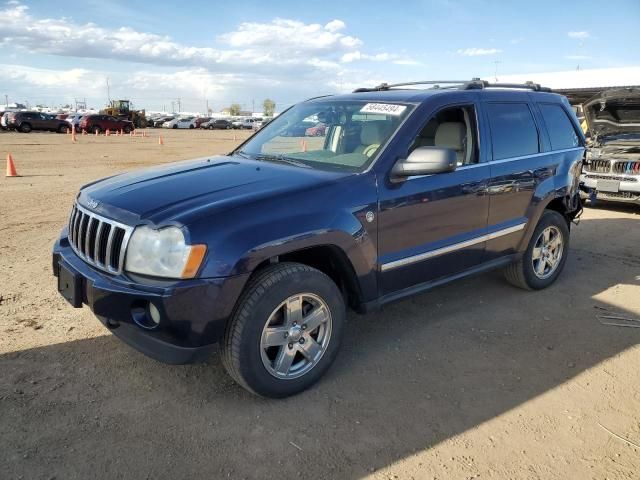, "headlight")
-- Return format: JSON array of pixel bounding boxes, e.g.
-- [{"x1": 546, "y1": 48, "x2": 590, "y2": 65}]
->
[{"x1": 124, "y1": 226, "x2": 206, "y2": 279}]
